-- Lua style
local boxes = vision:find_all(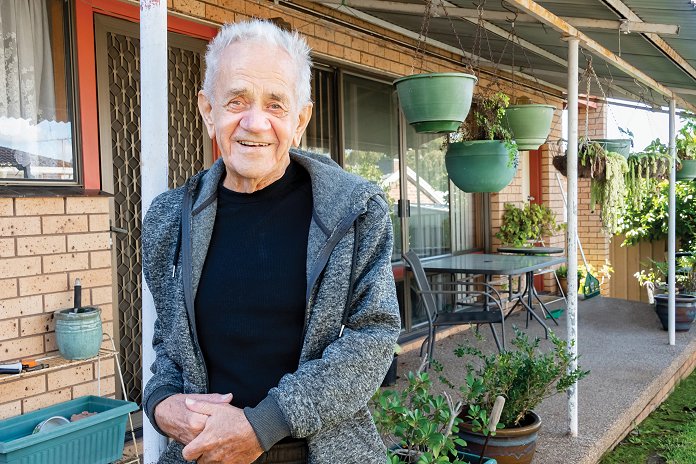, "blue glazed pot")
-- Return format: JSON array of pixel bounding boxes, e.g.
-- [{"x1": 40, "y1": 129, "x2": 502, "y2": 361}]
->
[
  {"x1": 654, "y1": 294, "x2": 696, "y2": 331},
  {"x1": 54, "y1": 307, "x2": 102, "y2": 360}
]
